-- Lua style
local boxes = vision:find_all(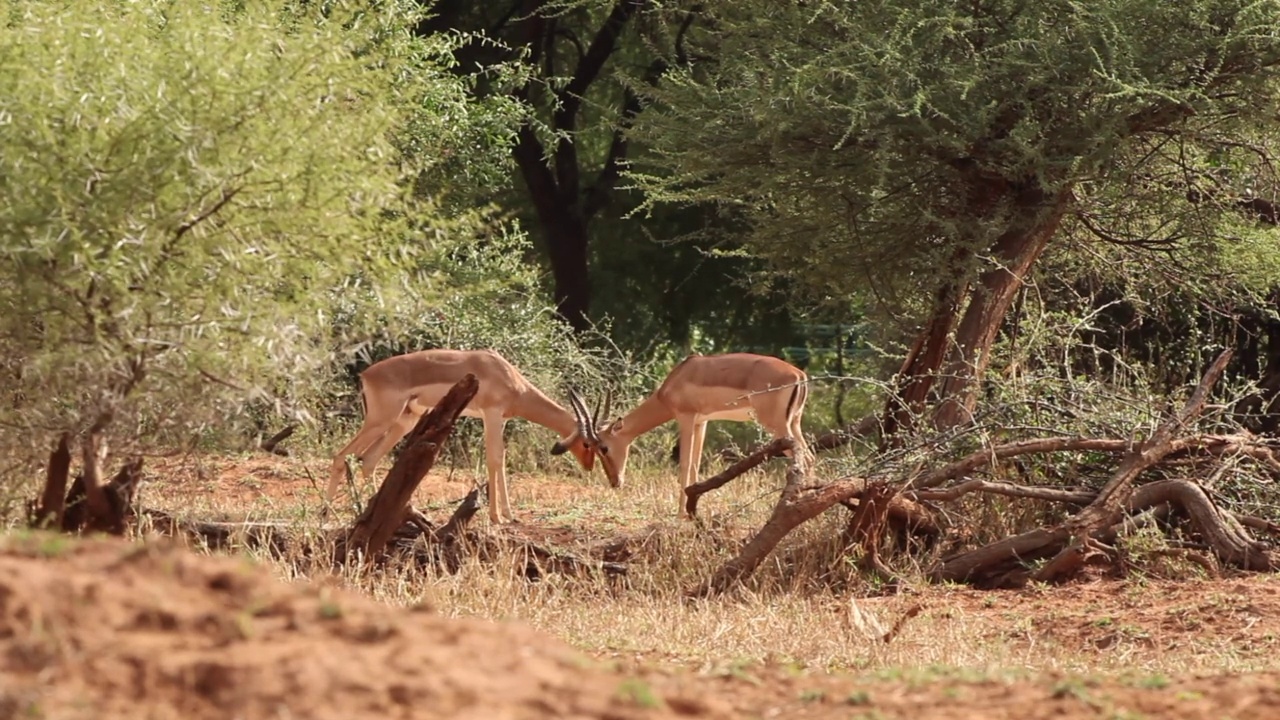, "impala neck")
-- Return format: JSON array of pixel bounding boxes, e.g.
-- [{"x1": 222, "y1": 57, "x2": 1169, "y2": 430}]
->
[
  {"x1": 613, "y1": 392, "x2": 675, "y2": 441},
  {"x1": 511, "y1": 386, "x2": 578, "y2": 438}
]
